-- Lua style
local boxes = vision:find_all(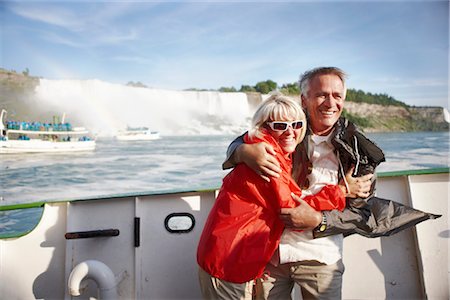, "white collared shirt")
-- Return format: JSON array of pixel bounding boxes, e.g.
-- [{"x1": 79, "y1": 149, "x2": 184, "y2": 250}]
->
[{"x1": 278, "y1": 131, "x2": 343, "y2": 265}]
